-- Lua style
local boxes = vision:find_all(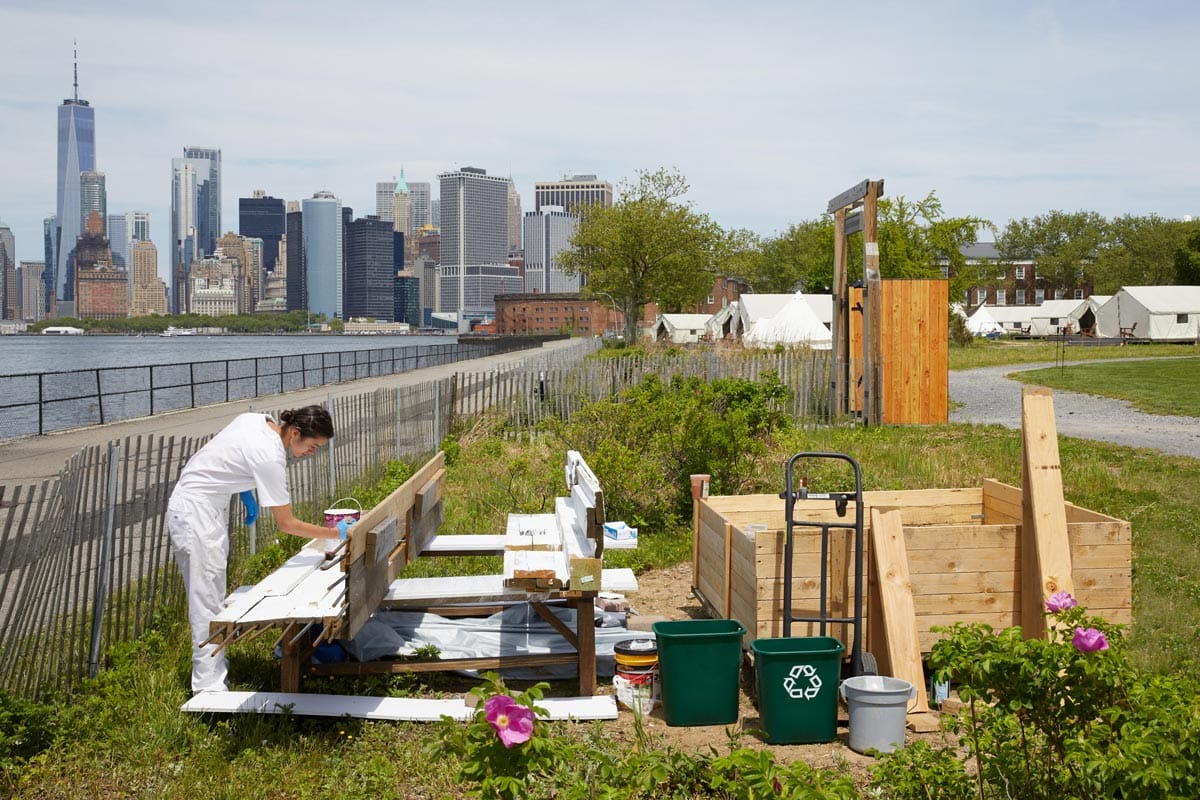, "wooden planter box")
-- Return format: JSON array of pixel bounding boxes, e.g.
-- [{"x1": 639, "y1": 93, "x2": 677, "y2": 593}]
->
[{"x1": 692, "y1": 481, "x2": 1131, "y2": 656}]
